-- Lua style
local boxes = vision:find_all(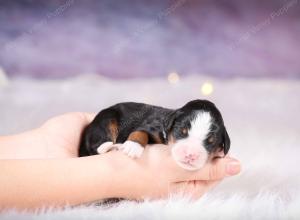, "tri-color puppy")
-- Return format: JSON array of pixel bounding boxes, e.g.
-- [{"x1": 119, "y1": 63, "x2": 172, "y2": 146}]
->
[{"x1": 79, "y1": 100, "x2": 230, "y2": 170}]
